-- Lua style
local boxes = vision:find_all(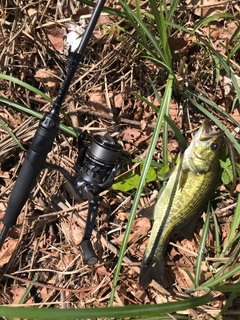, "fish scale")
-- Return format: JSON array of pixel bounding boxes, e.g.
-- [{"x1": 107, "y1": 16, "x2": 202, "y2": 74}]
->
[{"x1": 139, "y1": 121, "x2": 224, "y2": 289}]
